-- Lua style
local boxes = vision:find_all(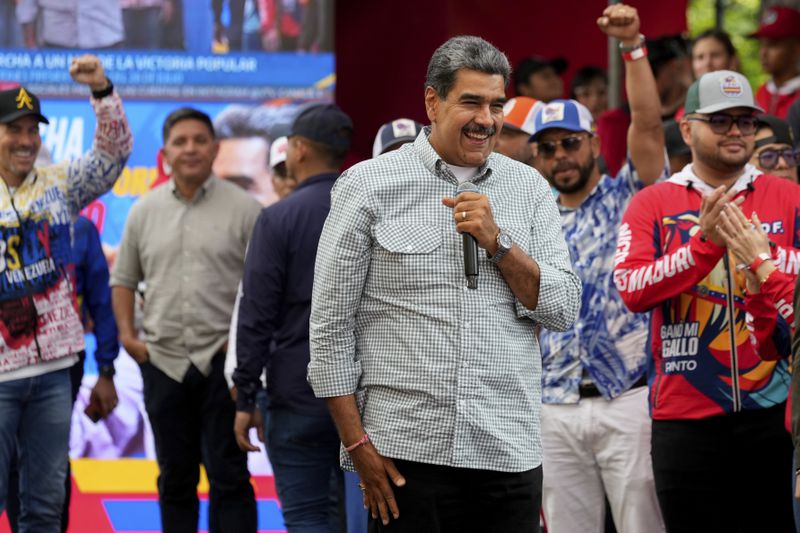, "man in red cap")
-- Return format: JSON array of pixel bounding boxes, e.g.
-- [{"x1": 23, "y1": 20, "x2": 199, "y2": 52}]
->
[{"x1": 751, "y1": 6, "x2": 800, "y2": 118}]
